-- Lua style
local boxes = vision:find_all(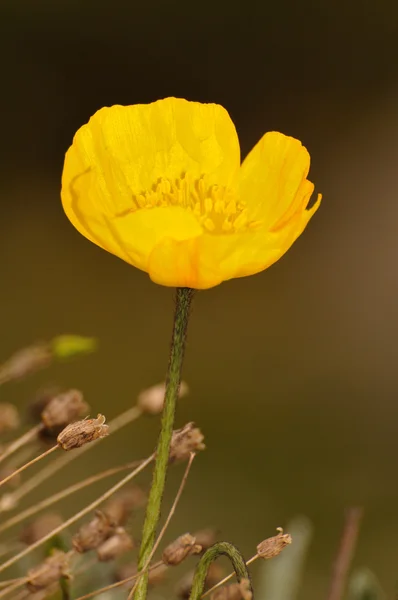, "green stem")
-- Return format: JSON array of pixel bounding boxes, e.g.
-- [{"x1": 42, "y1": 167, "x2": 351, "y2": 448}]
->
[
  {"x1": 189, "y1": 542, "x2": 253, "y2": 600},
  {"x1": 134, "y1": 287, "x2": 194, "y2": 600}
]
